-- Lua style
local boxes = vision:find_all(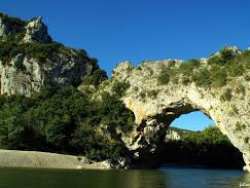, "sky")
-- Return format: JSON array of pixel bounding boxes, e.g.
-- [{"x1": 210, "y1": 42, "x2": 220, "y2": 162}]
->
[{"x1": 1, "y1": 0, "x2": 250, "y2": 130}]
